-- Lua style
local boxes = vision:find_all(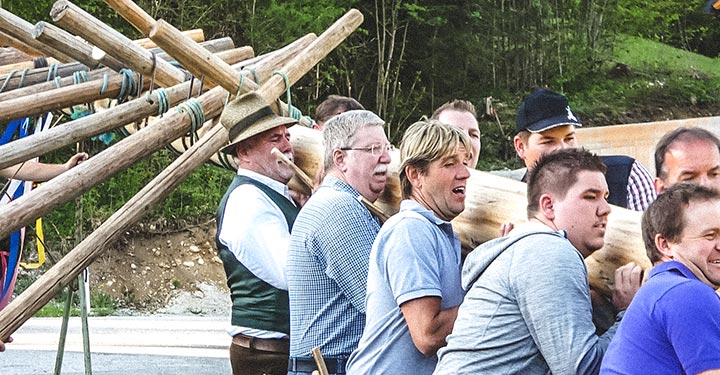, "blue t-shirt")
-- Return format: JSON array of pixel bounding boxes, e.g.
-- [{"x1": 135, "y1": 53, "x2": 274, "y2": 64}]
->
[
  {"x1": 346, "y1": 200, "x2": 465, "y2": 375},
  {"x1": 600, "y1": 261, "x2": 720, "y2": 375}
]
